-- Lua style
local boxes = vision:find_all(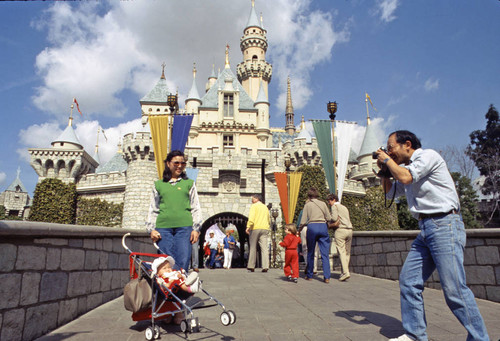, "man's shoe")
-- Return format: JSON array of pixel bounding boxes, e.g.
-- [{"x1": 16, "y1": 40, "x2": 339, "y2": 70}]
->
[
  {"x1": 339, "y1": 273, "x2": 351, "y2": 281},
  {"x1": 247, "y1": 268, "x2": 255, "y2": 272},
  {"x1": 305, "y1": 277, "x2": 312, "y2": 281},
  {"x1": 262, "y1": 269, "x2": 268, "y2": 273},
  {"x1": 324, "y1": 278, "x2": 330, "y2": 284},
  {"x1": 193, "y1": 268, "x2": 199, "y2": 272},
  {"x1": 388, "y1": 334, "x2": 415, "y2": 341}
]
